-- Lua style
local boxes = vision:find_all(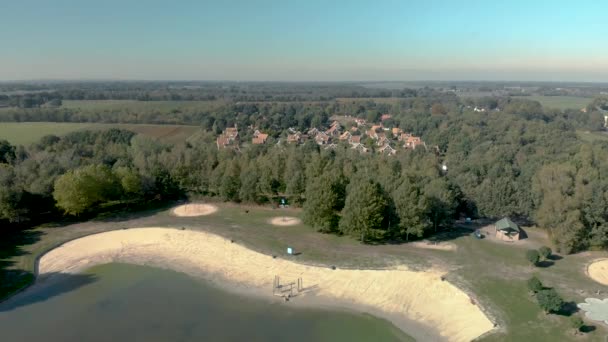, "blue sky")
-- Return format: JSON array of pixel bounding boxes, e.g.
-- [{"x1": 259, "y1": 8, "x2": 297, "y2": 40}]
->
[{"x1": 1, "y1": 0, "x2": 607, "y2": 81}]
